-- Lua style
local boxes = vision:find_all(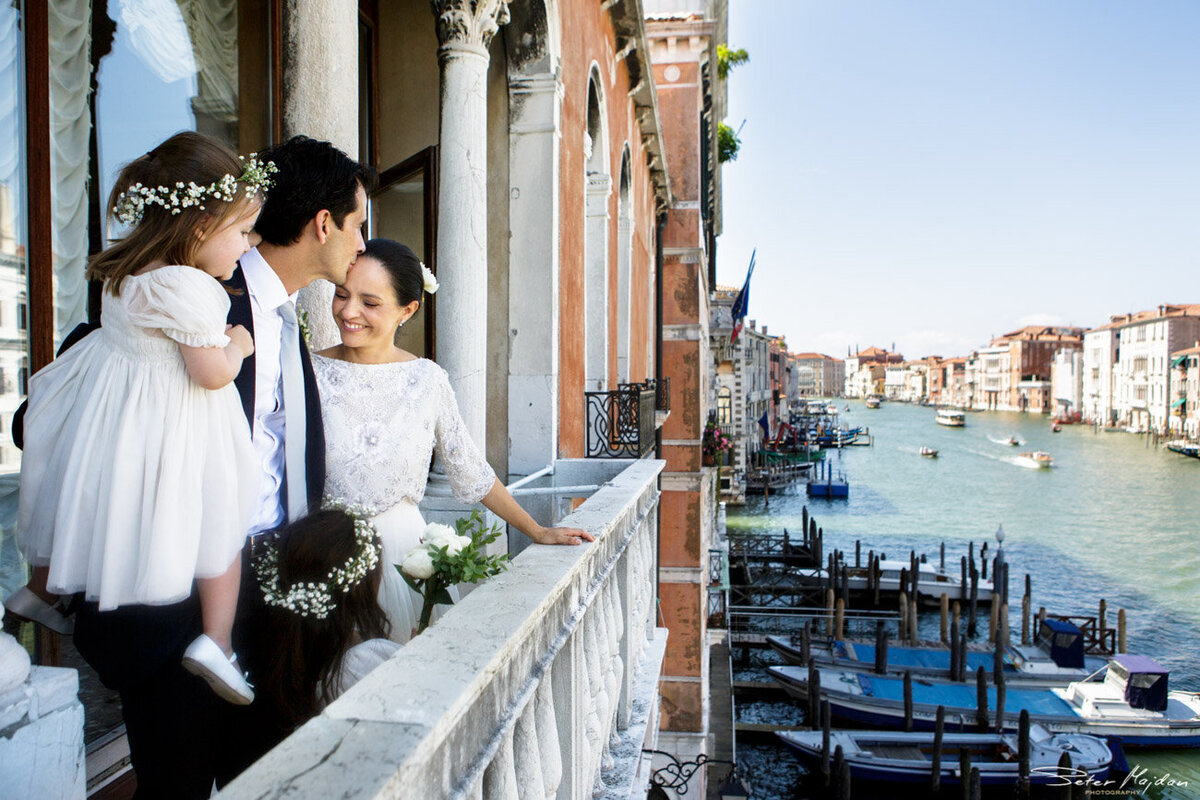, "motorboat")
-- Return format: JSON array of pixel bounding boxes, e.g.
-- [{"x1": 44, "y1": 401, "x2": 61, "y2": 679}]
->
[
  {"x1": 768, "y1": 654, "x2": 1200, "y2": 748},
  {"x1": 776, "y1": 725, "x2": 1112, "y2": 786},
  {"x1": 1166, "y1": 440, "x2": 1200, "y2": 459},
  {"x1": 766, "y1": 619, "x2": 1108, "y2": 687},
  {"x1": 935, "y1": 408, "x2": 965, "y2": 427},
  {"x1": 919, "y1": 446, "x2": 938, "y2": 458},
  {"x1": 865, "y1": 396, "x2": 882, "y2": 409},
  {"x1": 1017, "y1": 451, "x2": 1053, "y2": 469}
]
